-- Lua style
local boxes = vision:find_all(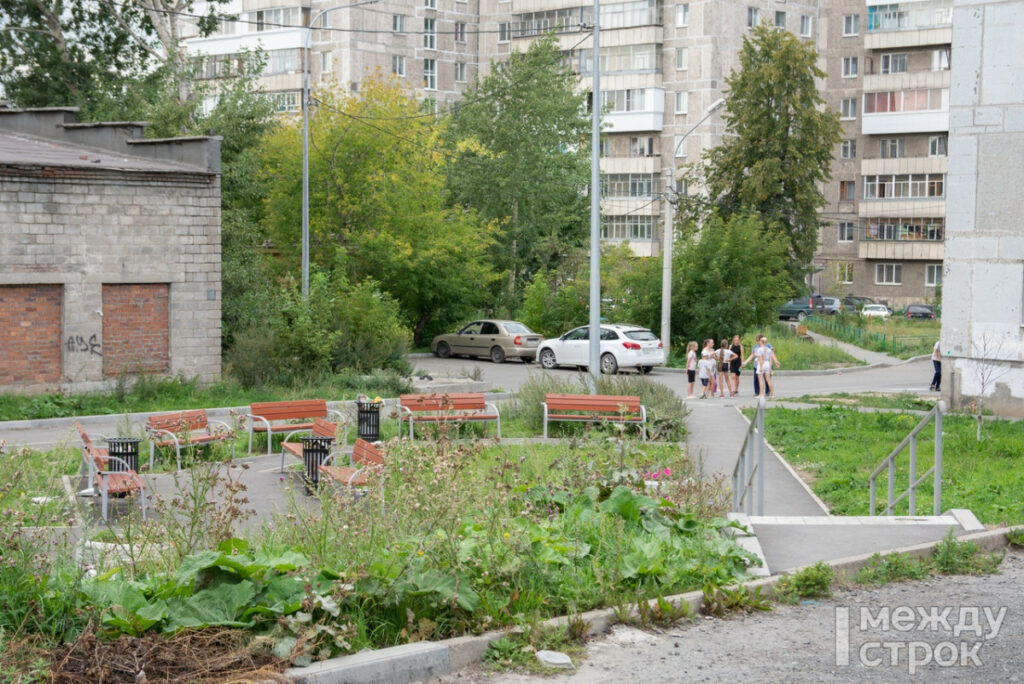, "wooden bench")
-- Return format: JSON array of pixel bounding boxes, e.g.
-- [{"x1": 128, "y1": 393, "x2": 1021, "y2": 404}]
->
[
  {"x1": 280, "y1": 417, "x2": 346, "y2": 473},
  {"x1": 247, "y1": 400, "x2": 343, "y2": 456},
  {"x1": 319, "y1": 438, "x2": 384, "y2": 487},
  {"x1": 145, "y1": 409, "x2": 235, "y2": 471},
  {"x1": 76, "y1": 425, "x2": 147, "y2": 521},
  {"x1": 397, "y1": 393, "x2": 500, "y2": 440},
  {"x1": 542, "y1": 394, "x2": 647, "y2": 440}
]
